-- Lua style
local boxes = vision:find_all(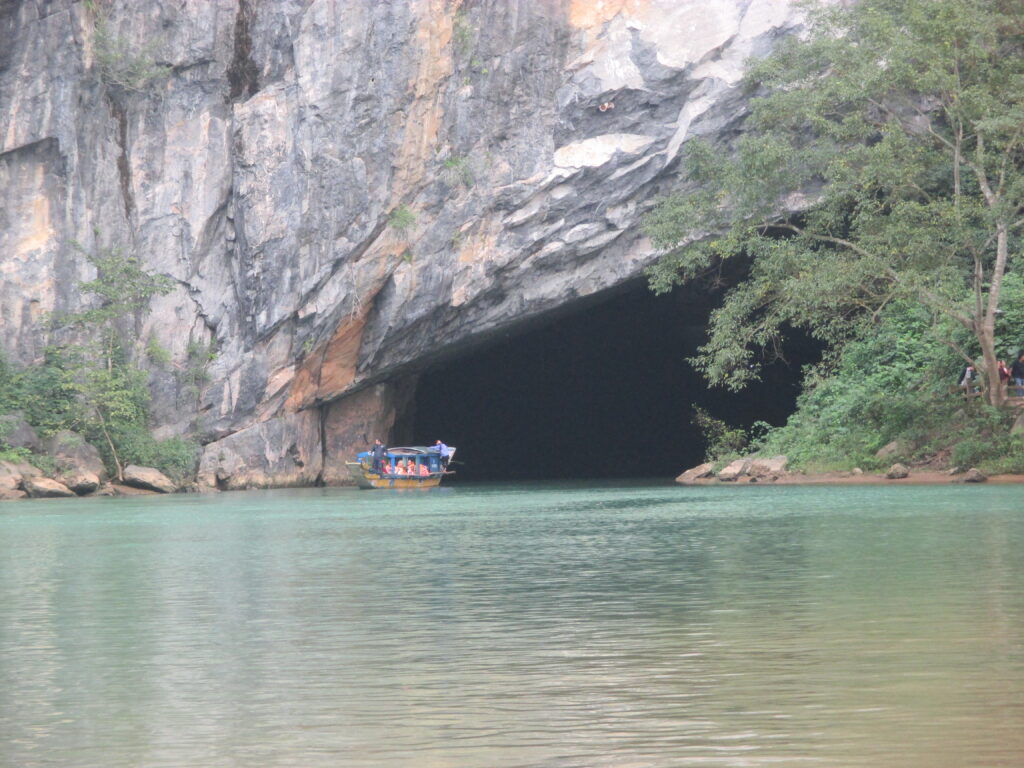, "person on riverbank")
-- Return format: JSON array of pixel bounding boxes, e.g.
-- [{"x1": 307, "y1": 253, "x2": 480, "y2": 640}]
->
[
  {"x1": 999, "y1": 359, "x2": 1011, "y2": 390},
  {"x1": 960, "y1": 364, "x2": 977, "y2": 397},
  {"x1": 371, "y1": 439, "x2": 387, "y2": 474},
  {"x1": 1012, "y1": 353, "x2": 1024, "y2": 397}
]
